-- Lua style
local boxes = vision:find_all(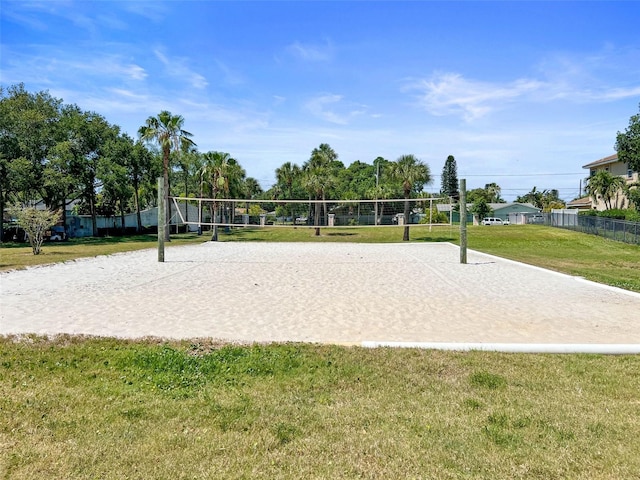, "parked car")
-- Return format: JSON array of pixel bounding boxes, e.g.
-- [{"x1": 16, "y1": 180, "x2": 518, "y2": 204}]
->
[
  {"x1": 481, "y1": 217, "x2": 509, "y2": 226},
  {"x1": 46, "y1": 225, "x2": 67, "y2": 241}
]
